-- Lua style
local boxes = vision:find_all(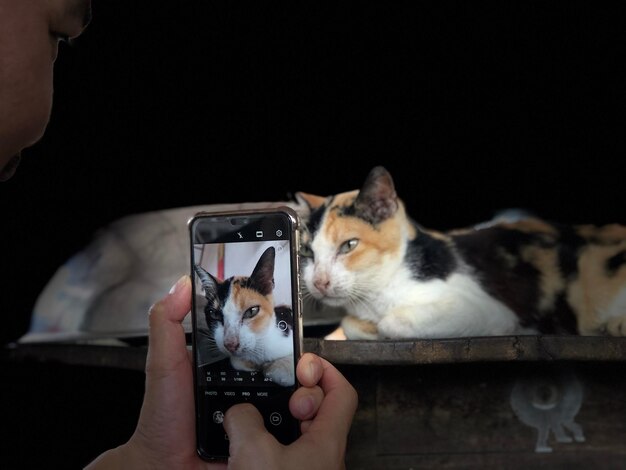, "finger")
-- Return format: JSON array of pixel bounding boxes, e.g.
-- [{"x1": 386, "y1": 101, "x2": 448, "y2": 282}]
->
[
  {"x1": 295, "y1": 352, "x2": 323, "y2": 388},
  {"x1": 299, "y1": 419, "x2": 313, "y2": 434},
  {"x1": 146, "y1": 275, "x2": 192, "y2": 373},
  {"x1": 224, "y1": 403, "x2": 280, "y2": 466},
  {"x1": 289, "y1": 385, "x2": 324, "y2": 421},
  {"x1": 223, "y1": 403, "x2": 268, "y2": 442},
  {"x1": 133, "y1": 275, "x2": 196, "y2": 458},
  {"x1": 305, "y1": 357, "x2": 358, "y2": 442},
  {"x1": 150, "y1": 274, "x2": 192, "y2": 323}
]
